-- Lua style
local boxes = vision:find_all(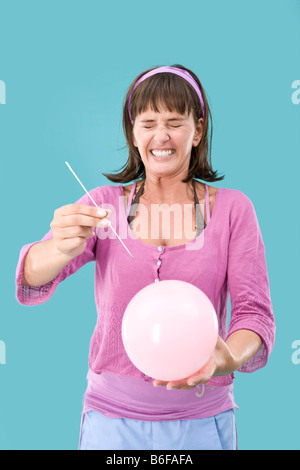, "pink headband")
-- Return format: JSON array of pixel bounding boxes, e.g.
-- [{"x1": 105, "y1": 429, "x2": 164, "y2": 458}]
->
[{"x1": 127, "y1": 66, "x2": 205, "y2": 122}]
